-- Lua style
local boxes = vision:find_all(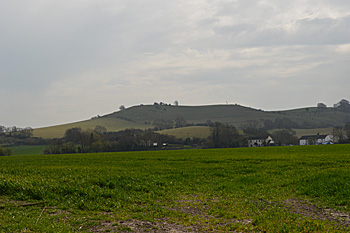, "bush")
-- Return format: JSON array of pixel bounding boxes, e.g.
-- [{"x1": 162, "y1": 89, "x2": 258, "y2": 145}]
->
[{"x1": 0, "y1": 147, "x2": 13, "y2": 156}]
